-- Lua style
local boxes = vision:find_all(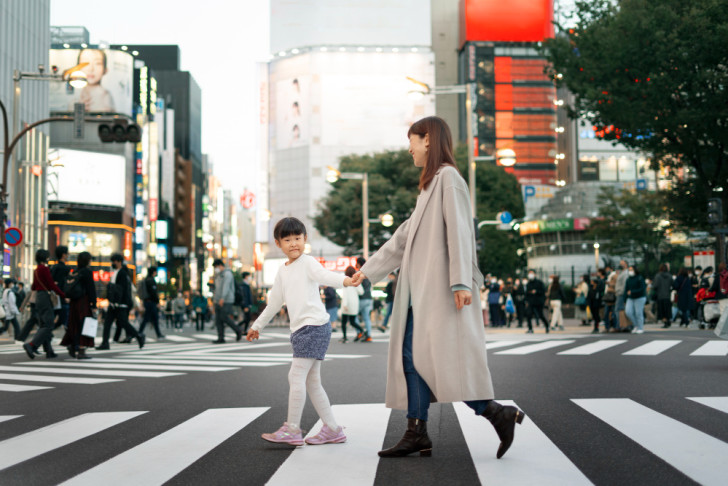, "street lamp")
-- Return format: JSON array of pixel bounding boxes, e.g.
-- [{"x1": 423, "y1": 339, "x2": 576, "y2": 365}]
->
[{"x1": 593, "y1": 242, "x2": 600, "y2": 271}]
